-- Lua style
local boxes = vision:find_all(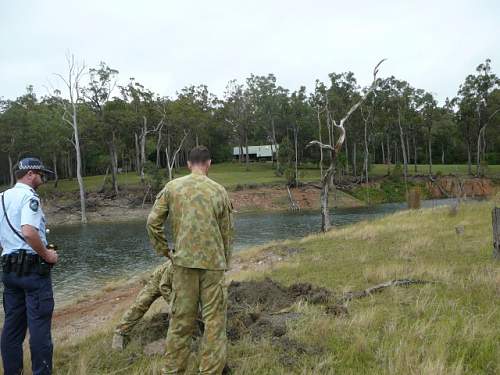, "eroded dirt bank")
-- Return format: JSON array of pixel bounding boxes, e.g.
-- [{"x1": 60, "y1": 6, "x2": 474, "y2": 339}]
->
[
  {"x1": 43, "y1": 185, "x2": 364, "y2": 226},
  {"x1": 42, "y1": 177, "x2": 494, "y2": 226}
]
